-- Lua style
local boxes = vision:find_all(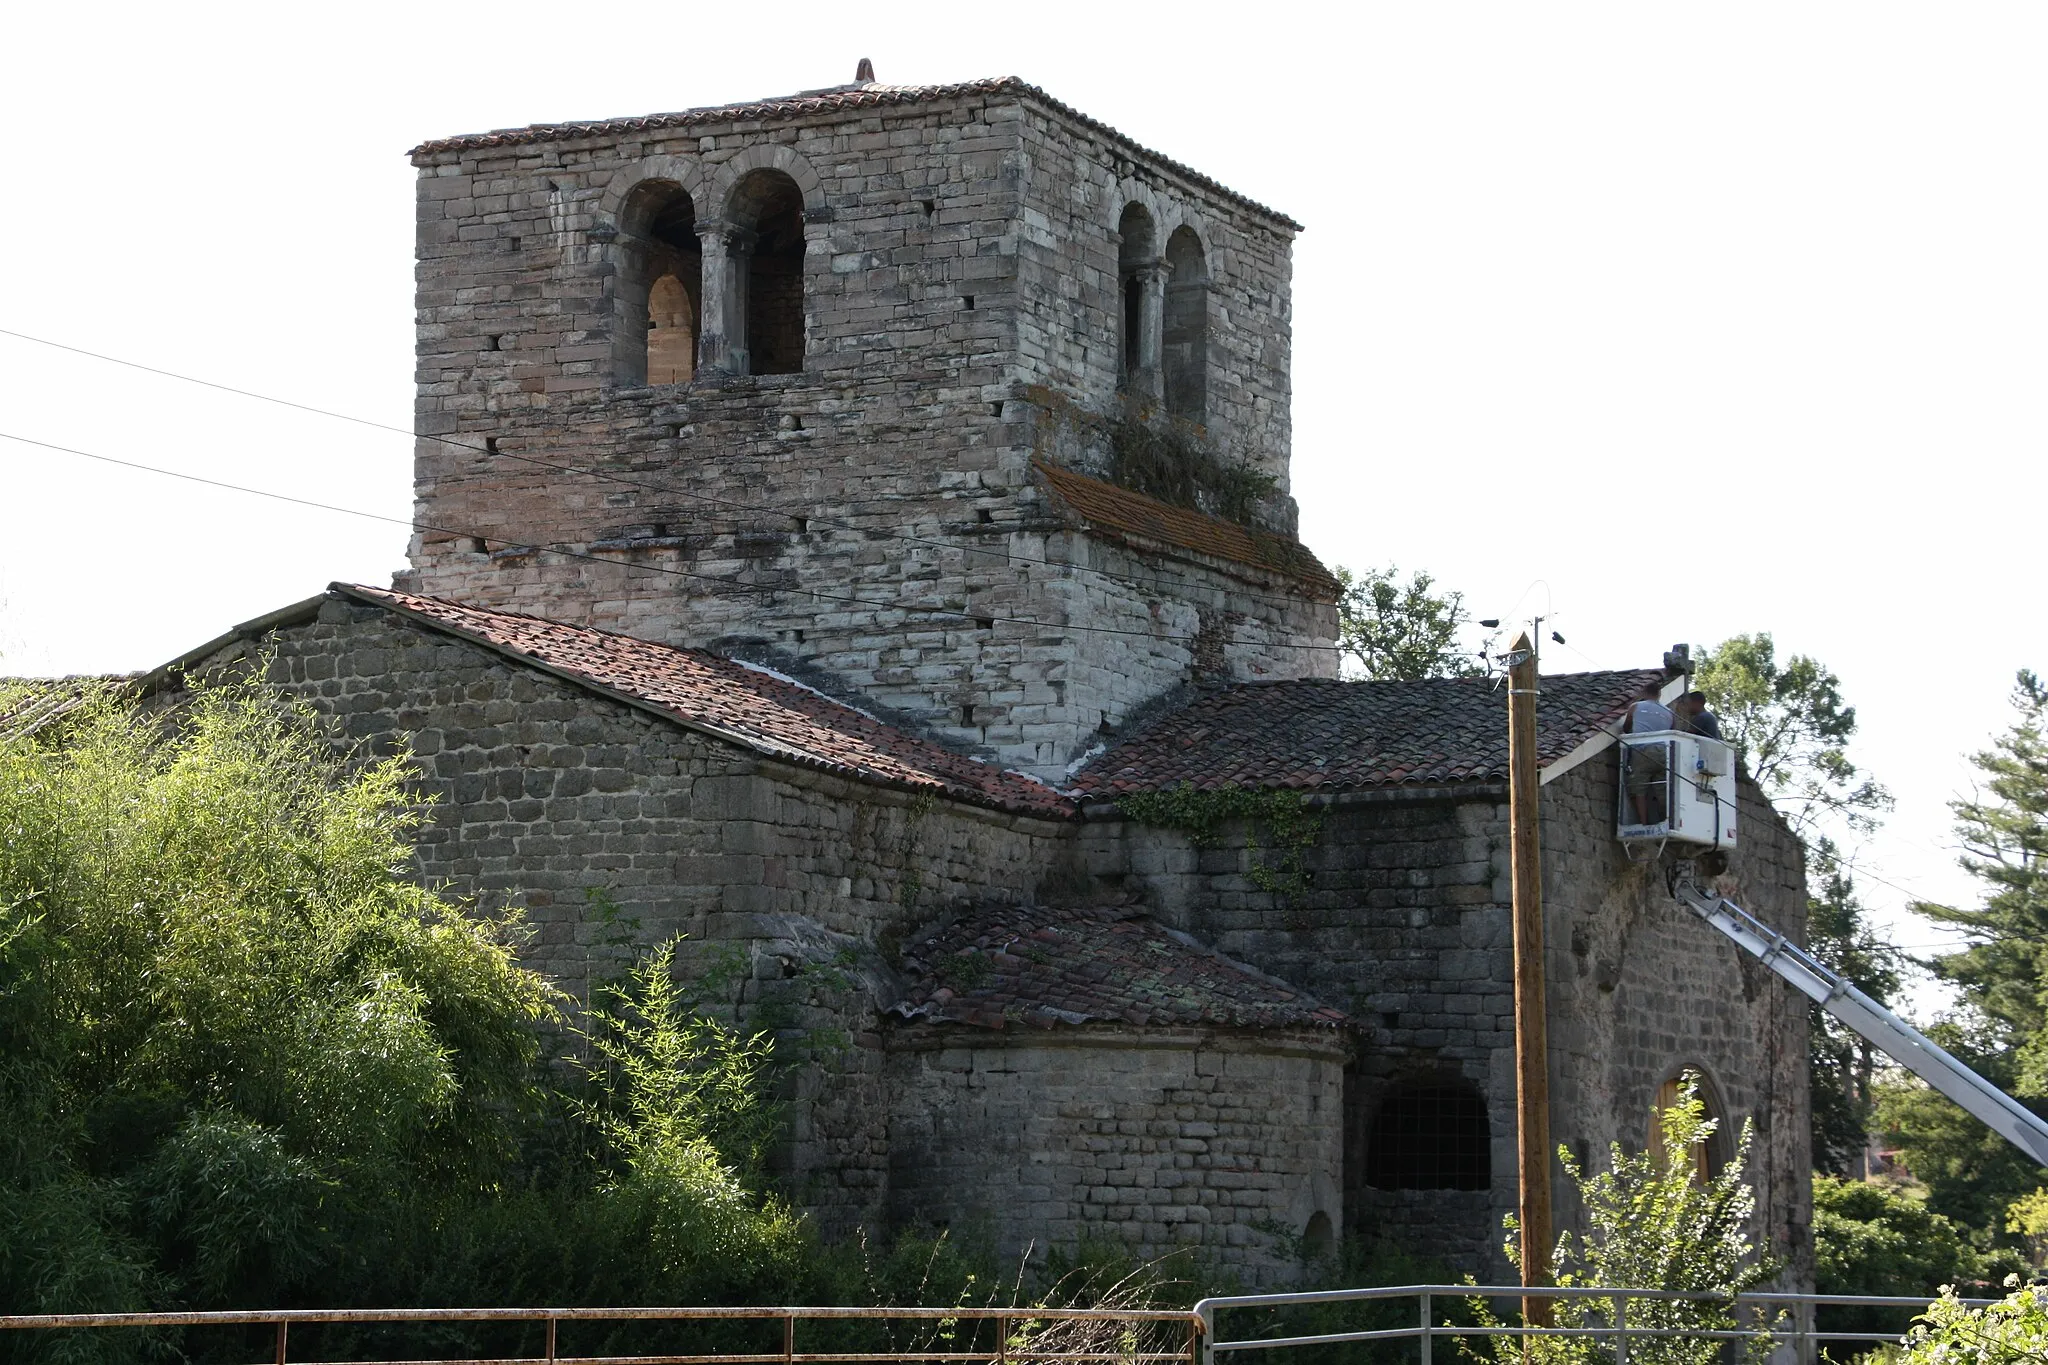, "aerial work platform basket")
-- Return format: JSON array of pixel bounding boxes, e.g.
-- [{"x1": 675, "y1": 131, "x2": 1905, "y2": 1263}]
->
[{"x1": 1617, "y1": 730, "x2": 1737, "y2": 849}]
